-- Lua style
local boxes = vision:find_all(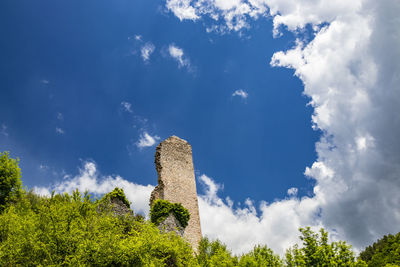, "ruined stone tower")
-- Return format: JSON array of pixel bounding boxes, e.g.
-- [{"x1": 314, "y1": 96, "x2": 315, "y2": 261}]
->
[{"x1": 150, "y1": 136, "x2": 202, "y2": 251}]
